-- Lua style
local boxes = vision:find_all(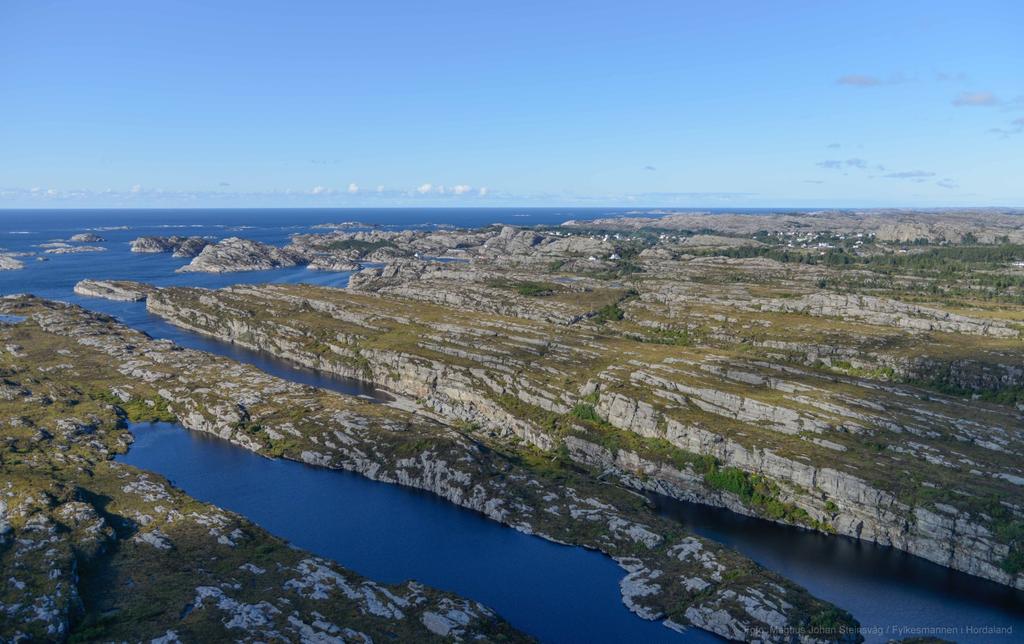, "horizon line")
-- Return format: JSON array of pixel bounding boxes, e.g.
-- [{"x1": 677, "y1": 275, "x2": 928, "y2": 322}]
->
[{"x1": 1, "y1": 205, "x2": 1022, "y2": 212}]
